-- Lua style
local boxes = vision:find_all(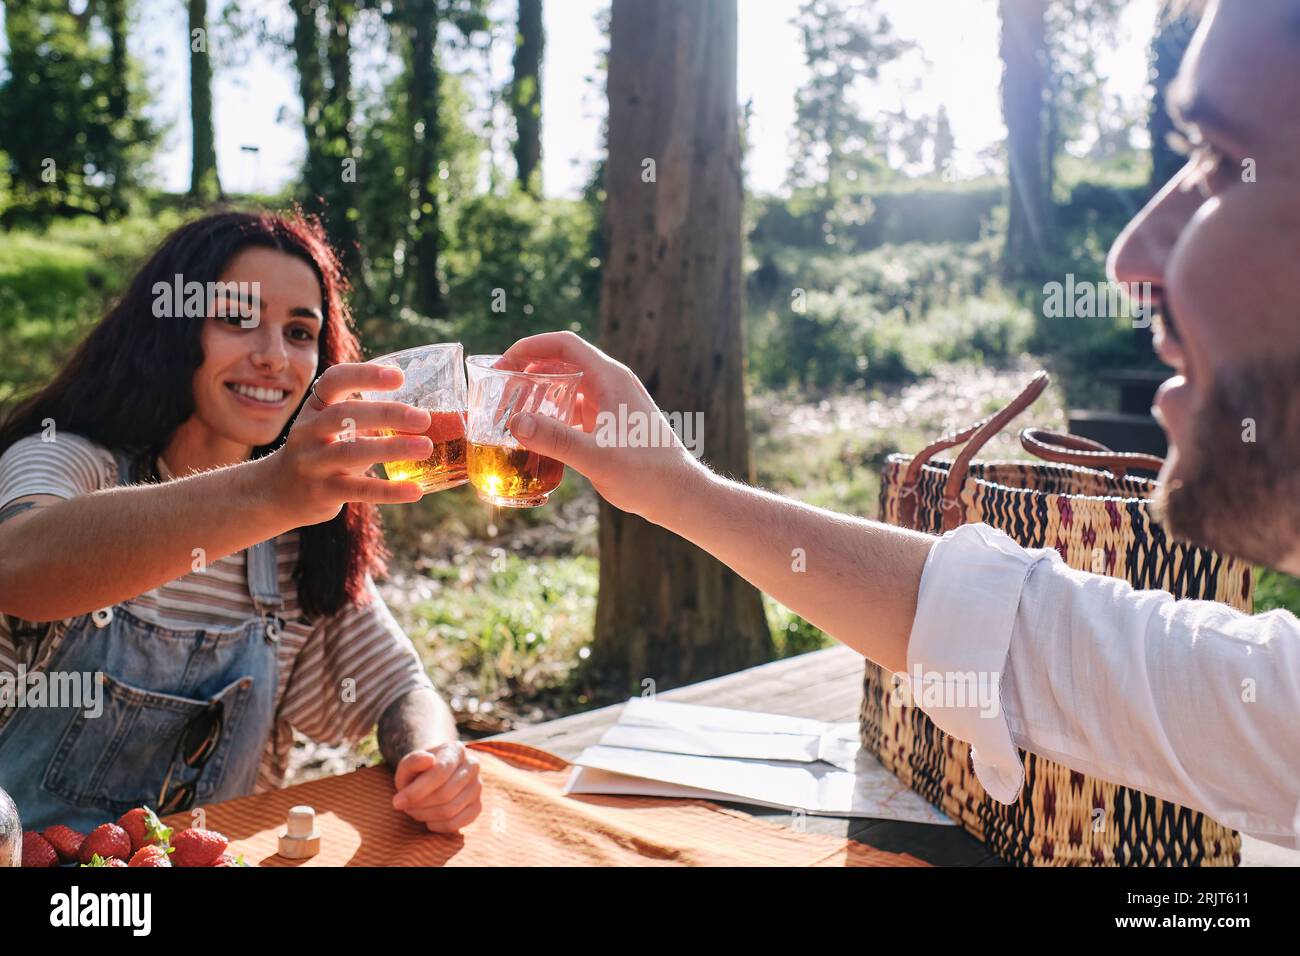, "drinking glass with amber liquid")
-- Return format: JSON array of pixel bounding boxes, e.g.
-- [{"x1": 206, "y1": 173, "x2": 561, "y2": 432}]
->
[
  {"x1": 362, "y1": 343, "x2": 468, "y2": 493},
  {"x1": 465, "y1": 354, "x2": 582, "y2": 508}
]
